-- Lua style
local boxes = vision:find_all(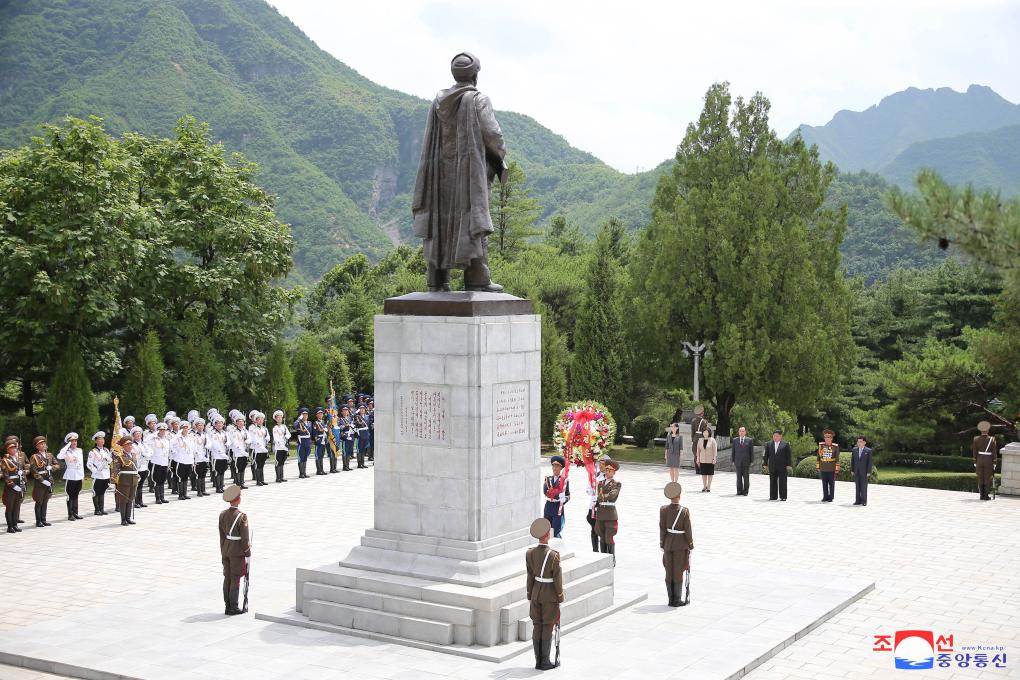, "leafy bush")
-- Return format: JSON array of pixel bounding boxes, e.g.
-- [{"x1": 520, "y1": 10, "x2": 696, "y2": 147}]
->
[
  {"x1": 876, "y1": 472, "x2": 985, "y2": 493},
  {"x1": 792, "y1": 451, "x2": 878, "y2": 483},
  {"x1": 1, "y1": 415, "x2": 40, "y2": 445},
  {"x1": 875, "y1": 452, "x2": 979, "y2": 472},
  {"x1": 629, "y1": 415, "x2": 661, "y2": 448},
  {"x1": 729, "y1": 400, "x2": 797, "y2": 443}
]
